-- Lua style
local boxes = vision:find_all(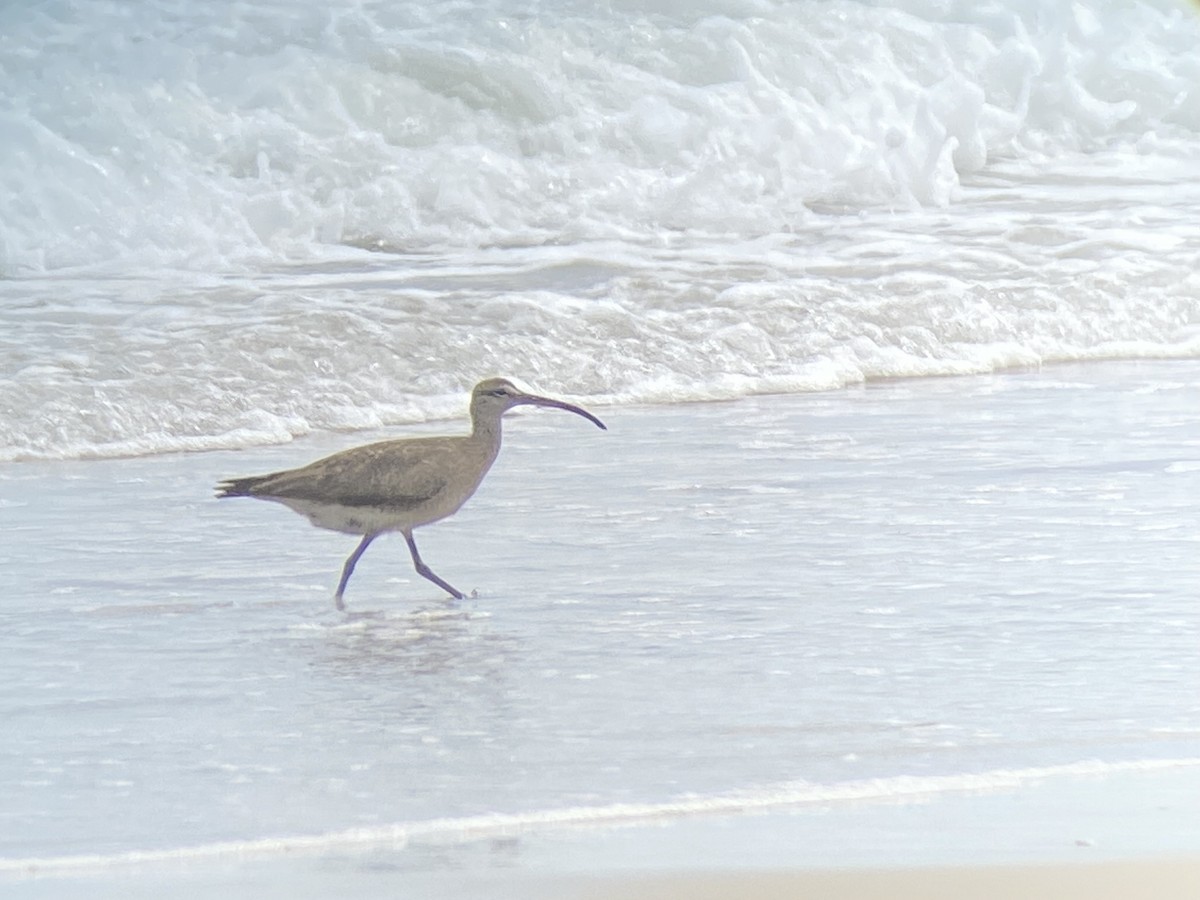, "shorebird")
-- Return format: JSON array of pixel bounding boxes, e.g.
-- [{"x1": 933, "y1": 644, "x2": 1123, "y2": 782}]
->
[{"x1": 216, "y1": 377, "x2": 606, "y2": 609}]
